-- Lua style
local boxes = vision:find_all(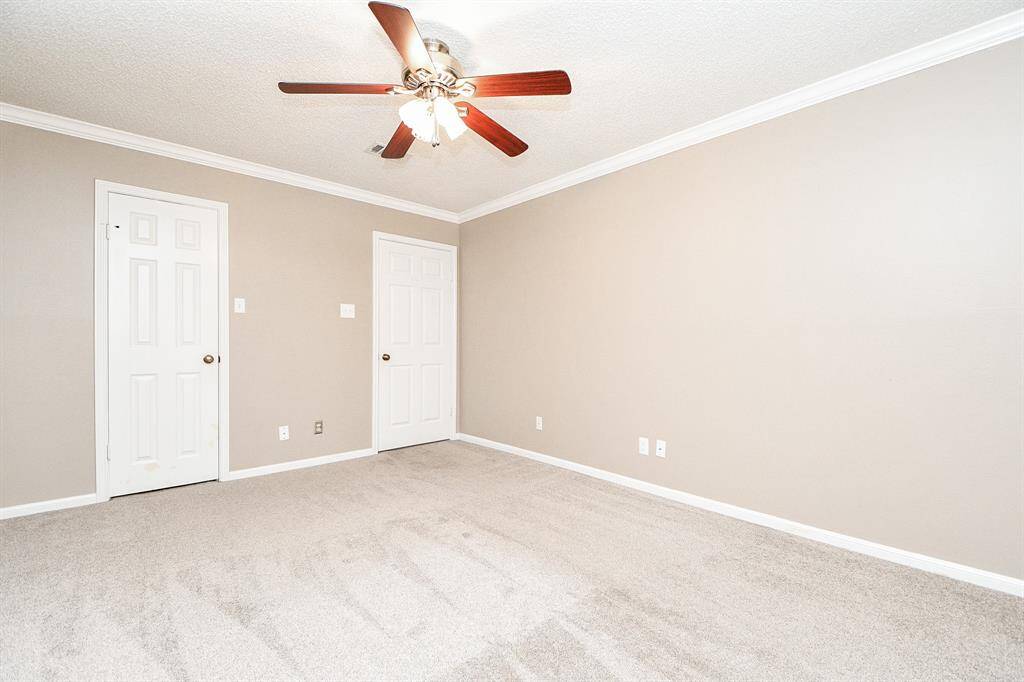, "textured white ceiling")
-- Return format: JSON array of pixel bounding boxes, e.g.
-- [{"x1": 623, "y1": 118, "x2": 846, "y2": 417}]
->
[{"x1": 1, "y1": 1, "x2": 1018, "y2": 212}]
